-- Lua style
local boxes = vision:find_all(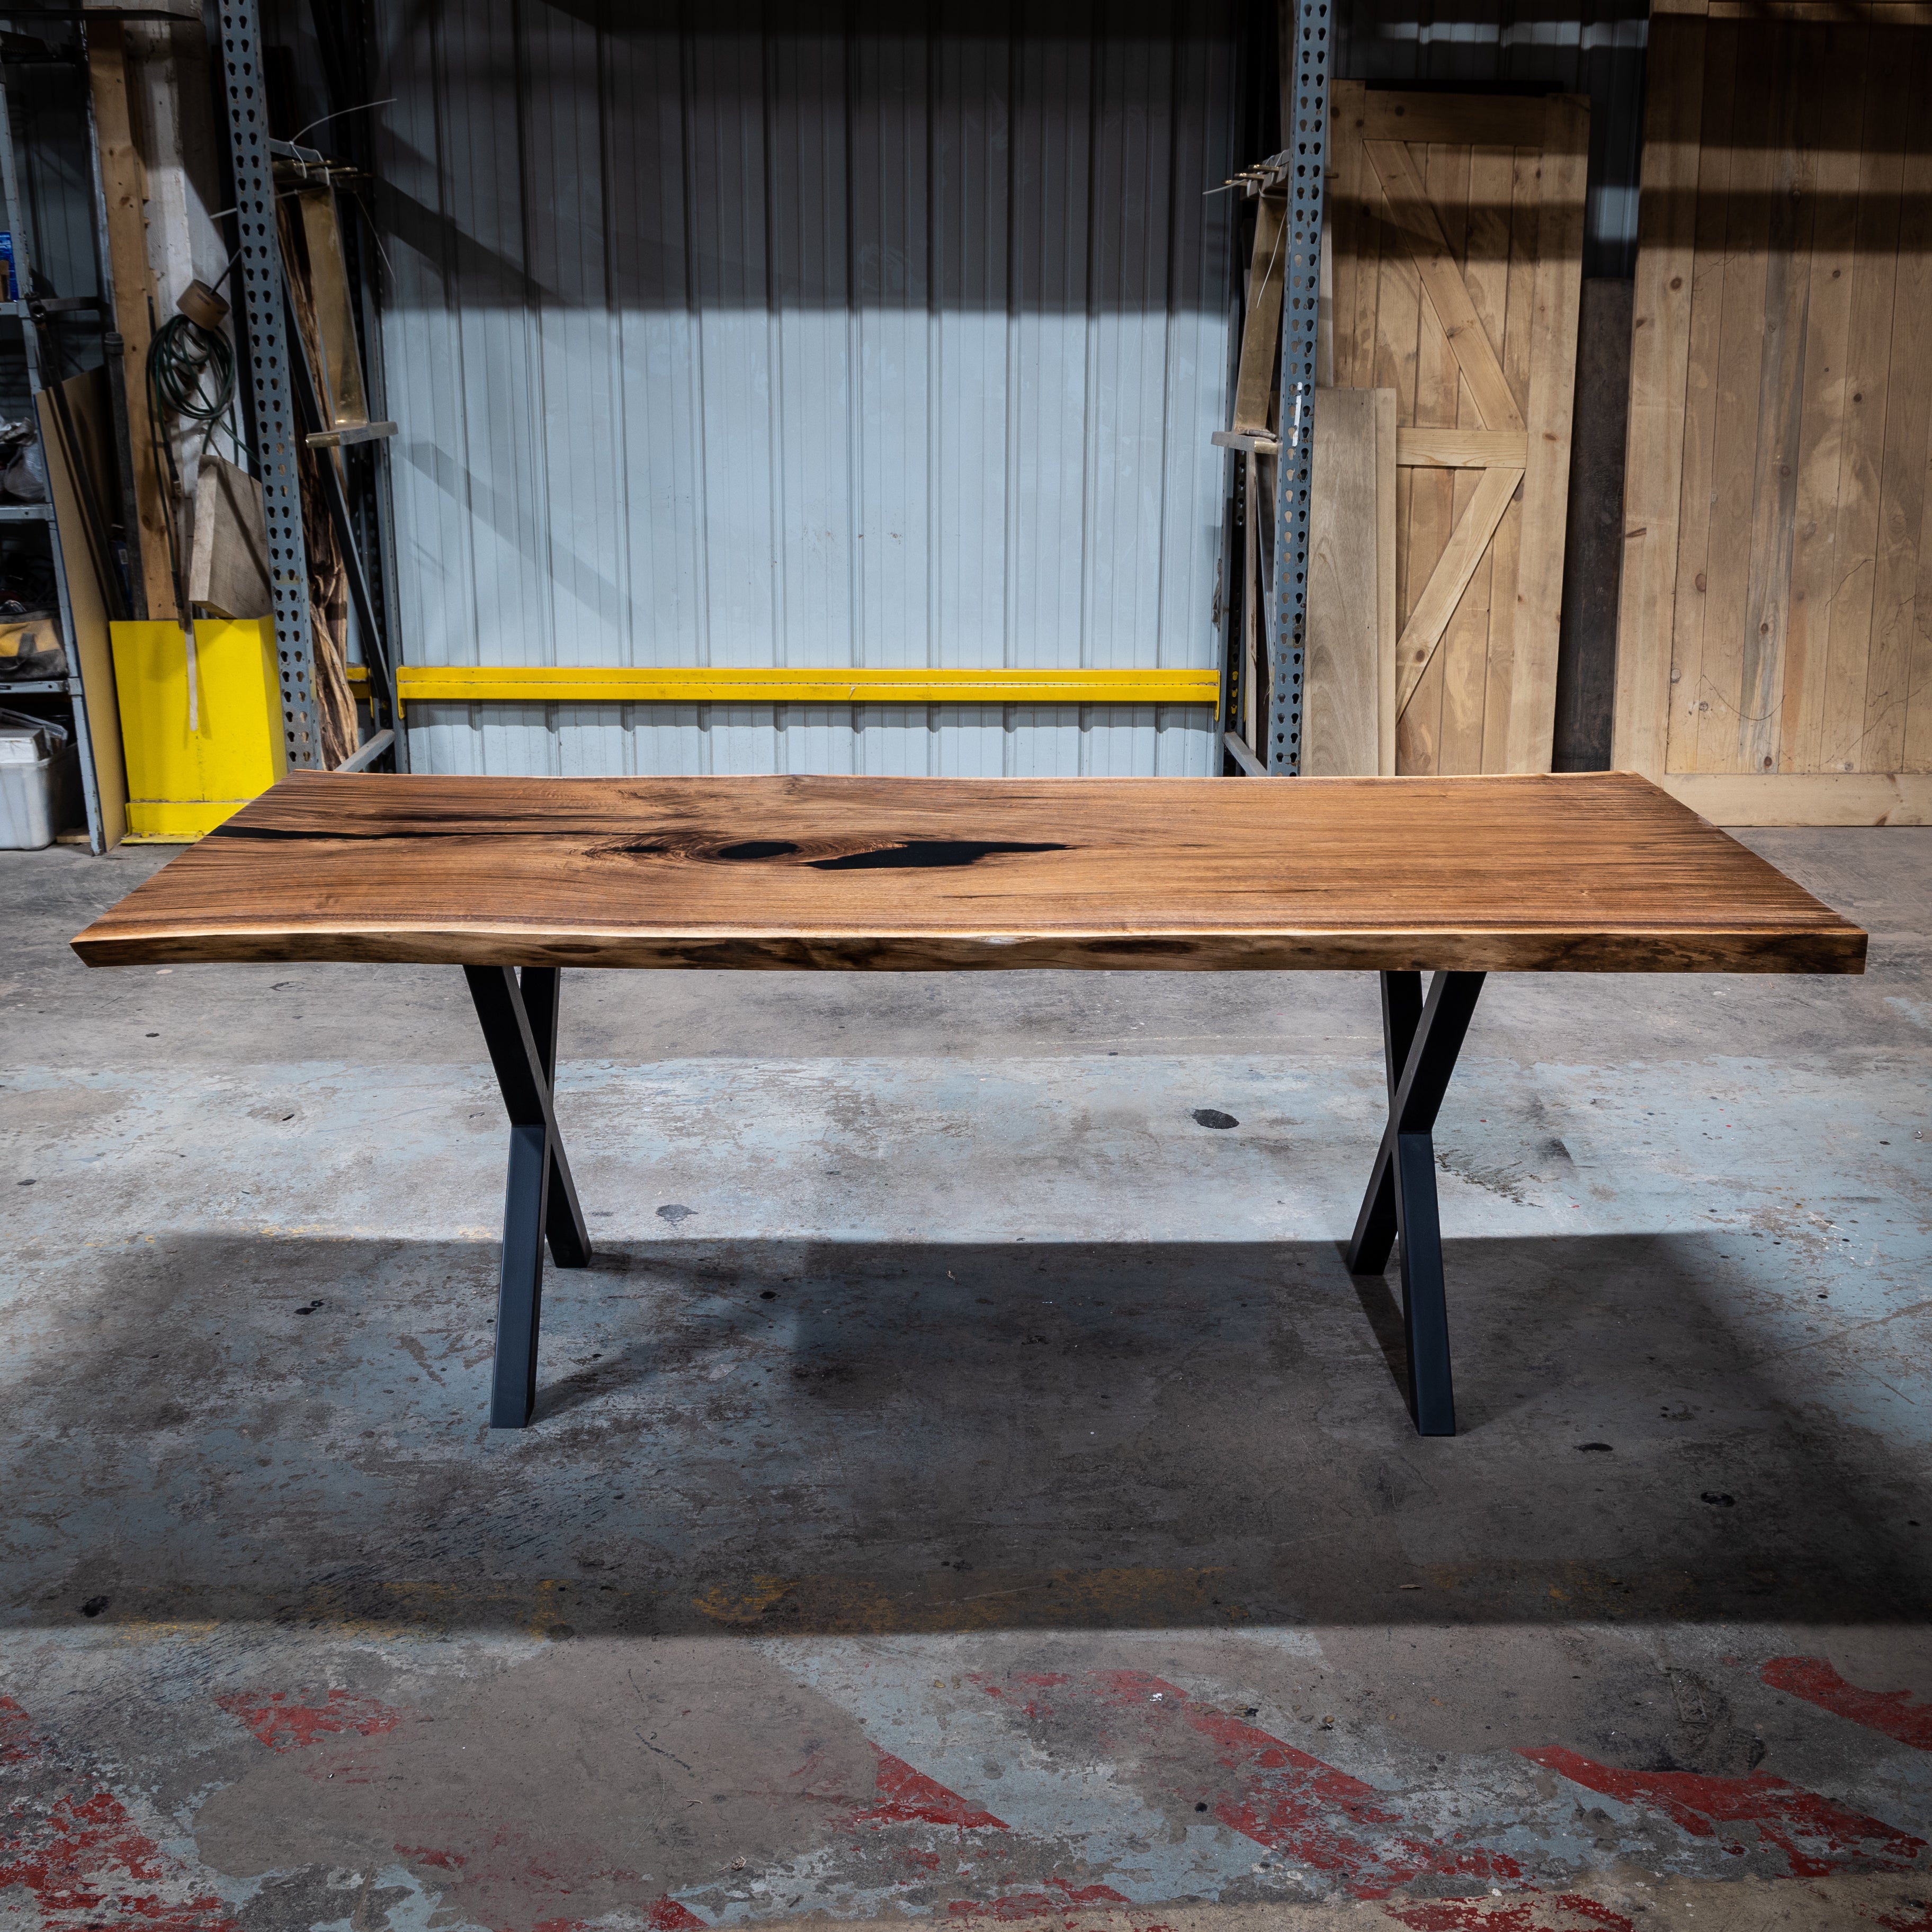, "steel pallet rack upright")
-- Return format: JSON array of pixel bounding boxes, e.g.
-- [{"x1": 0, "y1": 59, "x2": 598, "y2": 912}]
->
[
  {"x1": 217, "y1": 0, "x2": 321, "y2": 770},
  {"x1": 1268, "y1": 0, "x2": 1329, "y2": 776},
  {"x1": 0, "y1": 29, "x2": 120, "y2": 851}
]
